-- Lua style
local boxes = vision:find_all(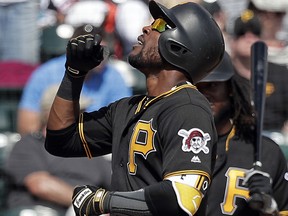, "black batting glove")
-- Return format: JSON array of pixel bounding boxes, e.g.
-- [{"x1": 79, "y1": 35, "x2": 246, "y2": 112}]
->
[
  {"x1": 244, "y1": 168, "x2": 278, "y2": 215},
  {"x1": 65, "y1": 34, "x2": 104, "y2": 77},
  {"x1": 72, "y1": 185, "x2": 109, "y2": 216}
]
